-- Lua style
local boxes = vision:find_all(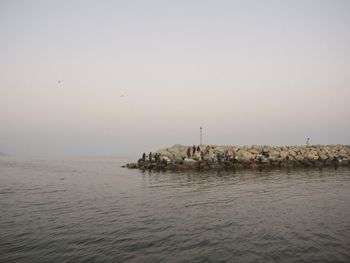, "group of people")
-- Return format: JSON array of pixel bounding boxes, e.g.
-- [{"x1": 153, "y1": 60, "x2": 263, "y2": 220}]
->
[
  {"x1": 186, "y1": 145, "x2": 238, "y2": 163},
  {"x1": 142, "y1": 152, "x2": 157, "y2": 162},
  {"x1": 141, "y1": 145, "x2": 272, "y2": 165},
  {"x1": 187, "y1": 145, "x2": 271, "y2": 164},
  {"x1": 141, "y1": 152, "x2": 169, "y2": 164},
  {"x1": 138, "y1": 144, "x2": 347, "y2": 168},
  {"x1": 249, "y1": 151, "x2": 270, "y2": 164},
  {"x1": 186, "y1": 145, "x2": 205, "y2": 159}
]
